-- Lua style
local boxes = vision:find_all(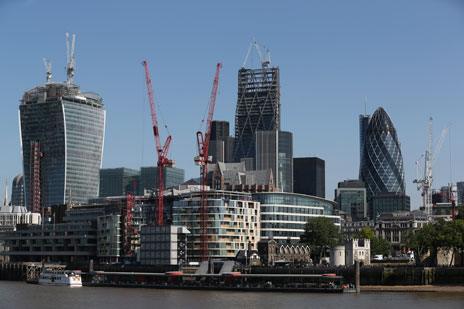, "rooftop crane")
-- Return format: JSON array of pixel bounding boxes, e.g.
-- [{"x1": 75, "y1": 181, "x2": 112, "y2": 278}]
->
[
  {"x1": 142, "y1": 60, "x2": 173, "y2": 226},
  {"x1": 65, "y1": 33, "x2": 76, "y2": 85},
  {"x1": 195, "y1": 63, "x2": 222, "y2": 261},
  {"x1": 413, "y1": 117, "x2": 449, "y2": 216},
  {"x1": 42, "y1": 58, "x2": 52, "y2": 83}
]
